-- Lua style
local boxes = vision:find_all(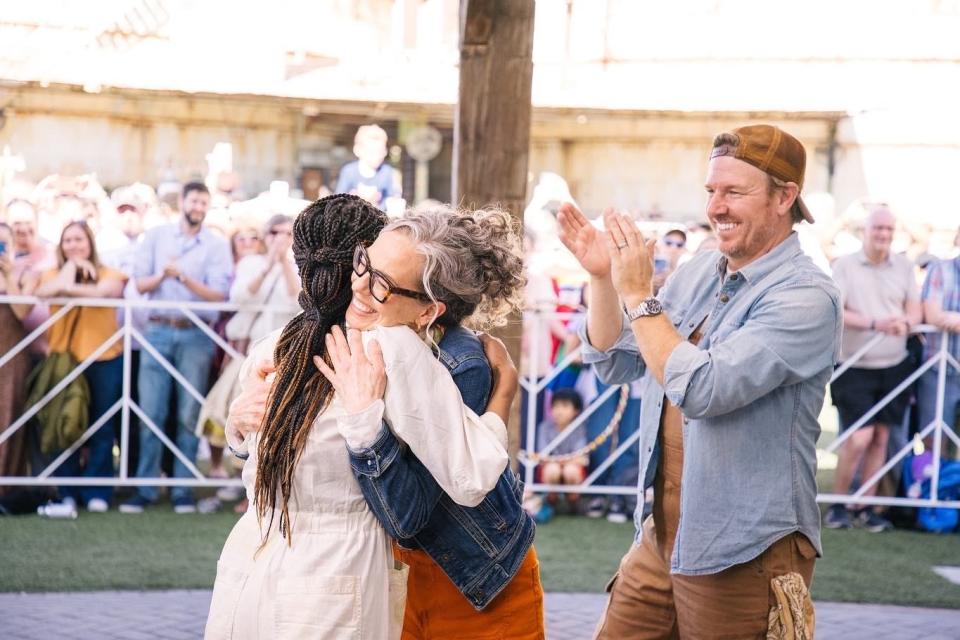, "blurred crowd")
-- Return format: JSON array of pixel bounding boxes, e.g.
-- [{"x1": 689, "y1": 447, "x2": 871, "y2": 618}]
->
[
  {"x1": 521, "y1": 198, "x2": 960, "y2": 531},
  {"x1": 1, "y1": 128, "x2": 959, "y2": 533},
  {"x1": 0, "y1": 124, "x2": 402, "y2": 516}
]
